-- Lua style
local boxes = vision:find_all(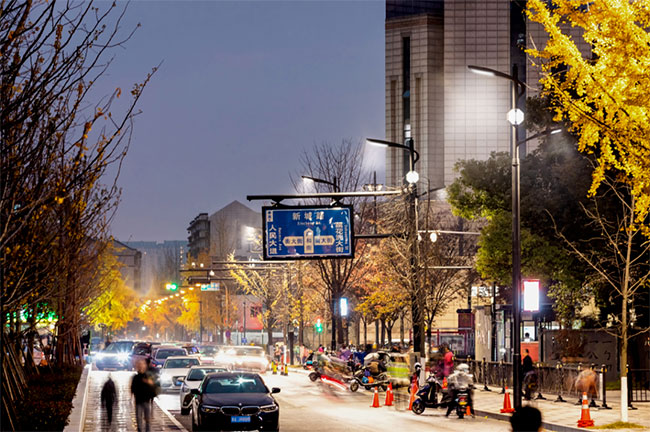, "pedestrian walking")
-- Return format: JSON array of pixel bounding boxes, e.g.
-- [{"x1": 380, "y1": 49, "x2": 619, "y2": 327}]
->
[
  {"x1": 131, "y1": 360, "x2": 156, "y2": 432},
  {"x1": 101, "y1": 374, "x2": 117, "y2": 425},
  {"x1": 443, "y1": 345, "x2": 454, "y2": 377}
]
